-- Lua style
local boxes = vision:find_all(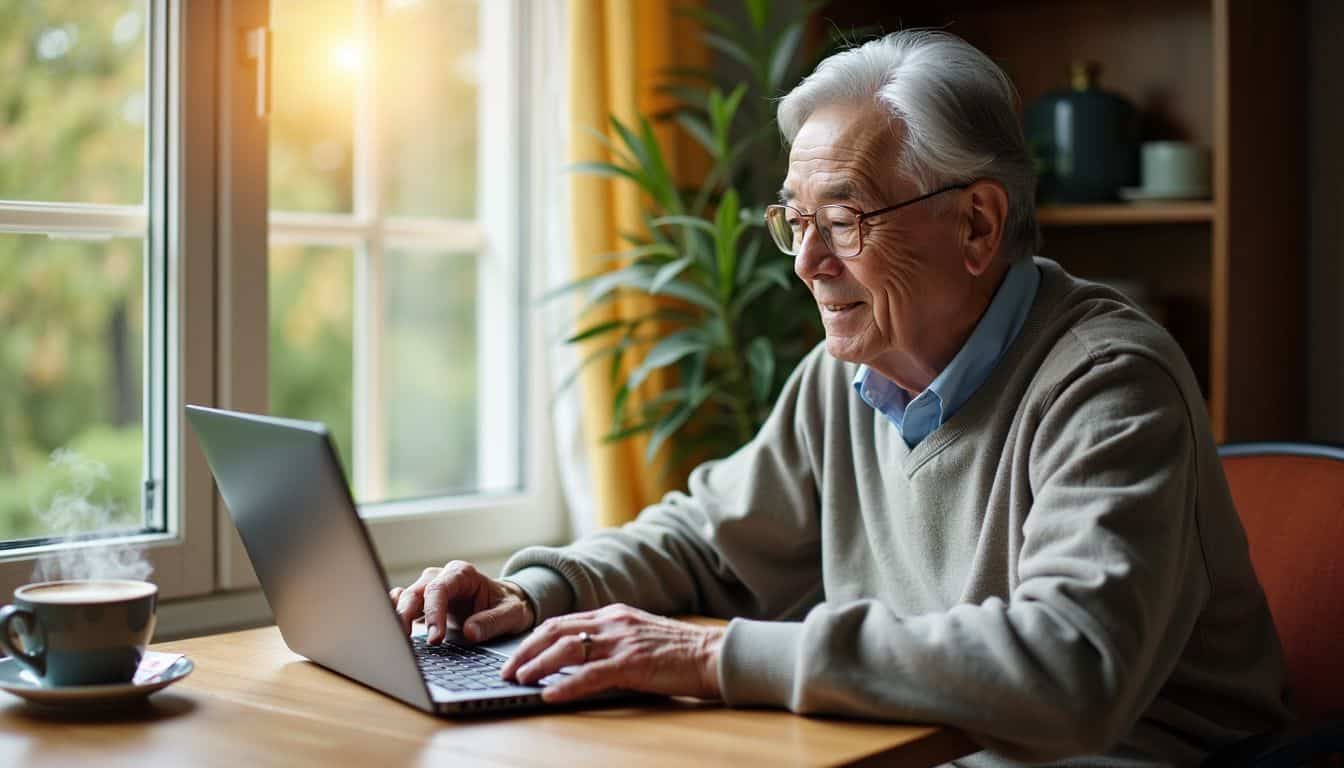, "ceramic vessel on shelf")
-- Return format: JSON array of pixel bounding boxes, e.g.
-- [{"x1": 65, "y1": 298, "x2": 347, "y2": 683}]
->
[{"x1": 1025, "y1": 61, "x2": 1140, "y2": 203}]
